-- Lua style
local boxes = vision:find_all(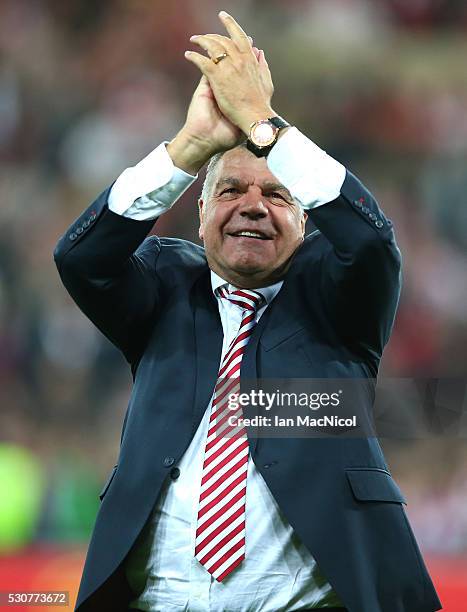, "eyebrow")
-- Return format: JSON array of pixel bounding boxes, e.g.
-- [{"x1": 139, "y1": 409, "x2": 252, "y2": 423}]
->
[{"x1": 215, "y1": 177, "x2": 293, "y2": 199}]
